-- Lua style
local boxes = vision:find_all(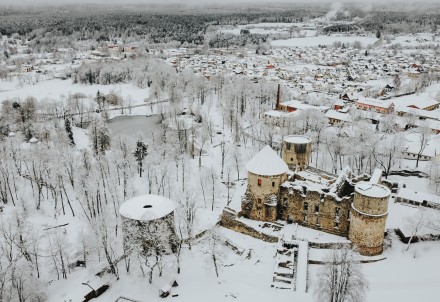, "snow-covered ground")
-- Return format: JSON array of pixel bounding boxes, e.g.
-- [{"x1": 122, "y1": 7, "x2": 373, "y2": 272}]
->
[
  {"x1": 219, "y1": 22, "x2": 317, "y2": 36},
  {"x1": 45, "y1": 225, "x2": 440, "y2": 302},
  {"x1": 391, "y1": 33, "x2": 438, "y2": 48},
  {"x1": 2, "y1": 12, "x2": 440, "y2": 302},
  {"x1": 271, "y1": 35, "x2": 378, "y2": 47},
  {"x1": 0, "y1": 78, "x2": 149, "y2": 109}
]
